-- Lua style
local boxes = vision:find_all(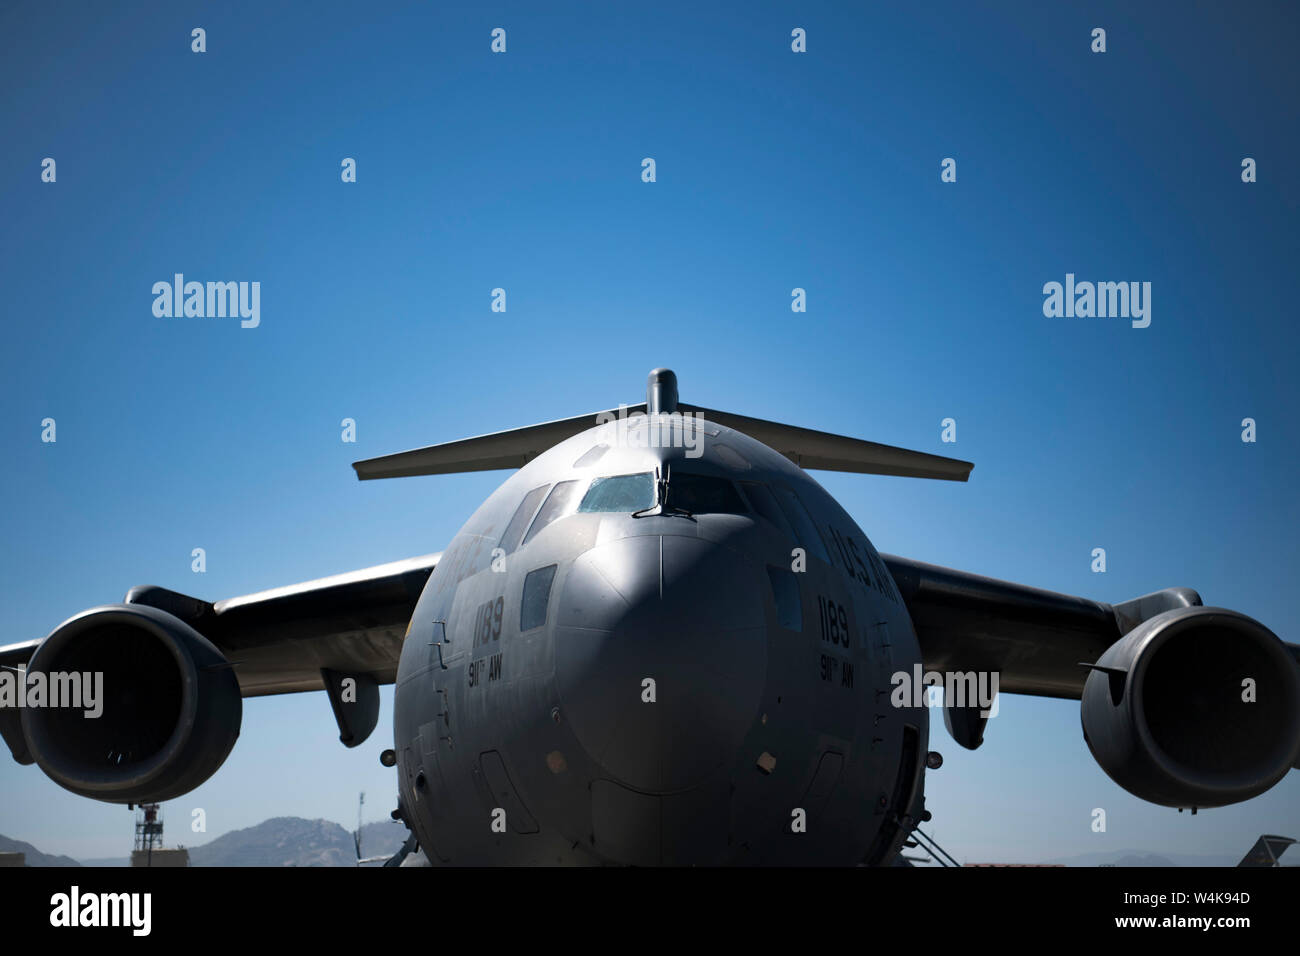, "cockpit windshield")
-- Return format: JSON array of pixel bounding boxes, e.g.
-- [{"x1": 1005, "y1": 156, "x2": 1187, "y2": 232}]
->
[
  {"x1": 578, "y1": 473, "x2": 656, "y2": 513},
  {"x1": 665, "y1": 472, "x2": 748, "y2": 515},
  {"x1": 575, "y1": 470, "x2": 748, "y2": 517}
]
